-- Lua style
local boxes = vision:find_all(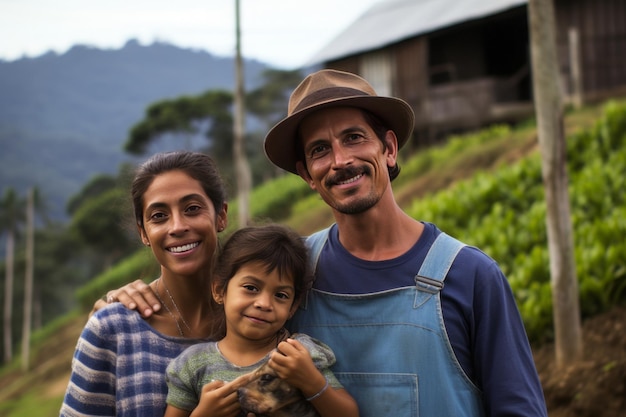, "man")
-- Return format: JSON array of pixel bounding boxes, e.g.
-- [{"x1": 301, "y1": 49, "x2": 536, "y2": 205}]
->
[{"x1": 102, "y1": 70, "x2": 547, "y2": 417}]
